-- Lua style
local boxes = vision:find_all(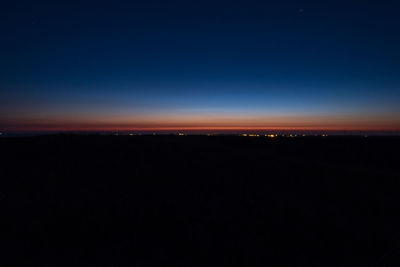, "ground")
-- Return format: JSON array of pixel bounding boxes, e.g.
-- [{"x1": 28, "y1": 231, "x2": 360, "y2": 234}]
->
[{"x1": 2, "y1": 135, "x2": 400, "y2": 266}]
